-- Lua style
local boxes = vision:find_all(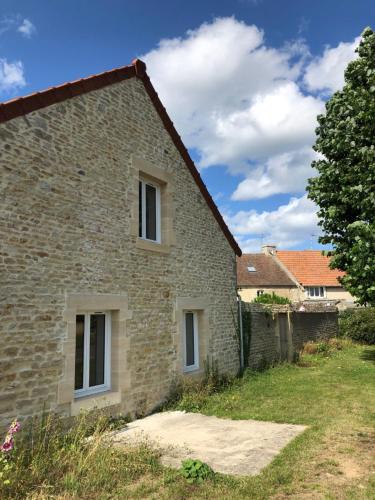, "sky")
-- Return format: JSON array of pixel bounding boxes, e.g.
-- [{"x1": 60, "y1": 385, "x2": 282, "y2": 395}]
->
[{"x1": 1, "y1": 1, "x2": 374, "y2": 253}]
